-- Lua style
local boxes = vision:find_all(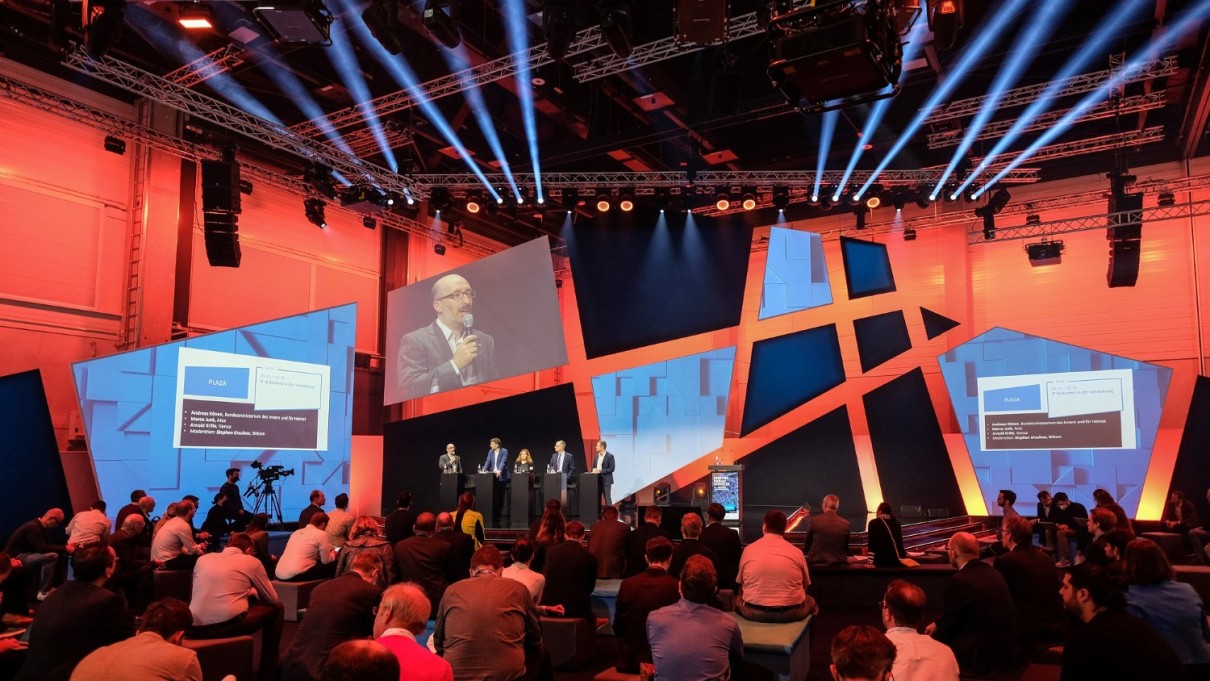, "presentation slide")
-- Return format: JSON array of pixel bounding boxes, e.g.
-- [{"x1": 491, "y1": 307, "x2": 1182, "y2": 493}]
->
[
  {"x1": 978, "y1": 369, "x2": 1136, "y2": 450},
  {"x1": 173, "y1": 348, "x2": 330, "y2": 450},
  {"x1": 72, "y1": 304, "x2": 356, "y2": 521},
  {"x1": 383, "y1": 236, "x2": 568, "y2": 404},
  {"x1": 711, "y1": 470, "x2": 741, "y2": 520}
]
